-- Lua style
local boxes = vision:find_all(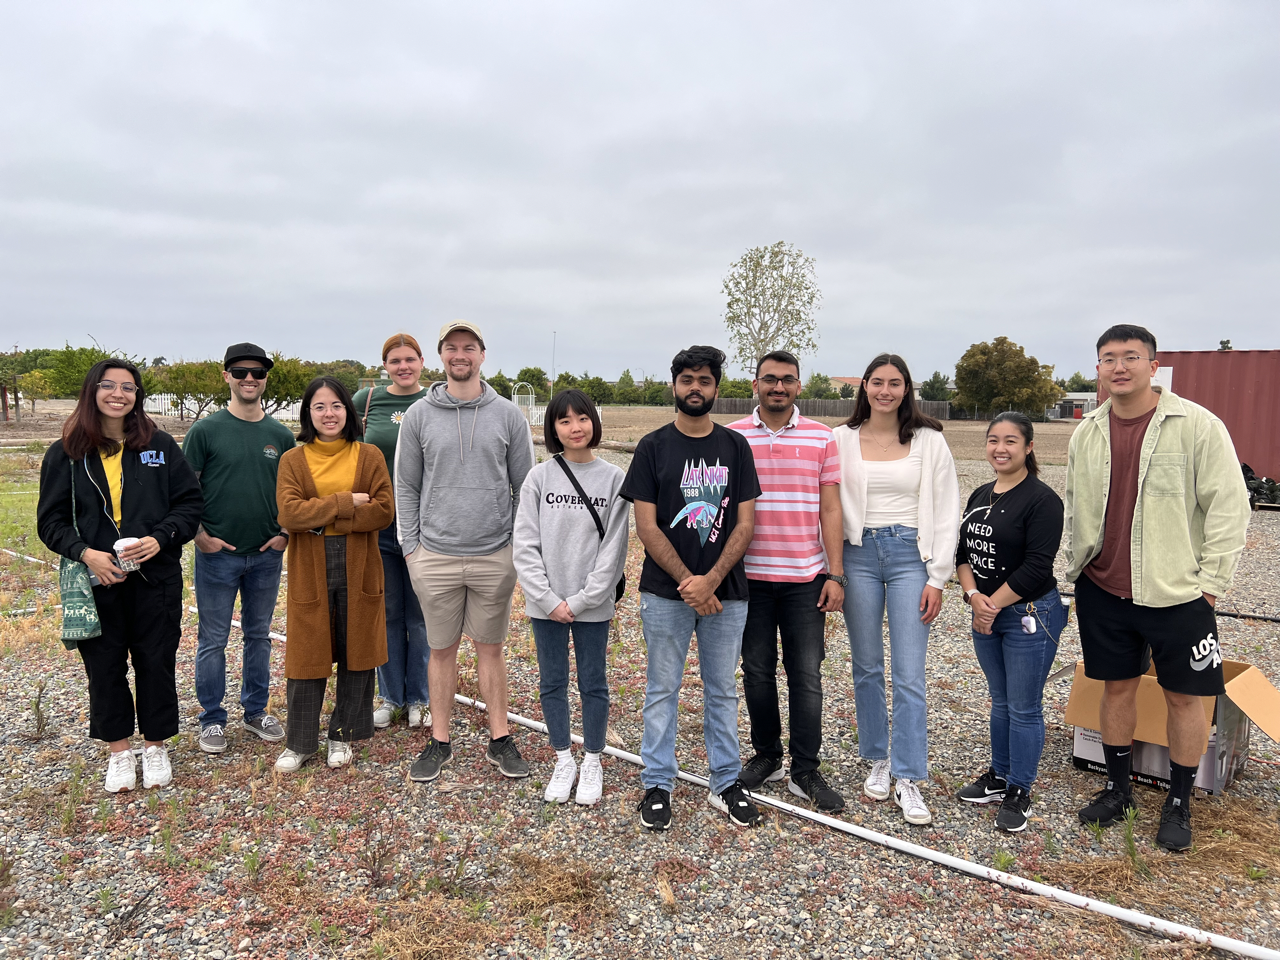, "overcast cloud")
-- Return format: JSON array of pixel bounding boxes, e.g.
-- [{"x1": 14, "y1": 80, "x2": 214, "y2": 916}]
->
[{"x1": 1, "y1": 2, "x2": 1276, "y2": 382}]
